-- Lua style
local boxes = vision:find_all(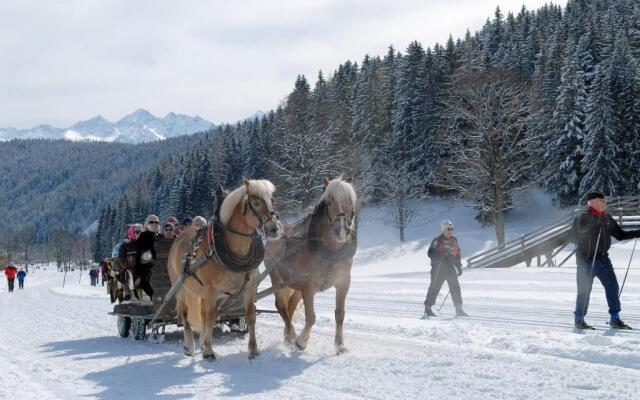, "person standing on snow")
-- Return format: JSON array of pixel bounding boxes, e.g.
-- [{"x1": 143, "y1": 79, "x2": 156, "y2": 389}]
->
[
  {"x1": 4, "y1": 264, "x2": 18, "y2": 292},
  {"x1": 423, "y1": 220, "x2": 468, "y2": 318},
  {"x1": 89, "y1": 268, "x2": 98, "y2": 286},
  {"x1": 571, "y1": 191, "x2": 640, "y2": 330},
  {"x1": 17, "y1": 268, "x2": 26, "y2": 290}
]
